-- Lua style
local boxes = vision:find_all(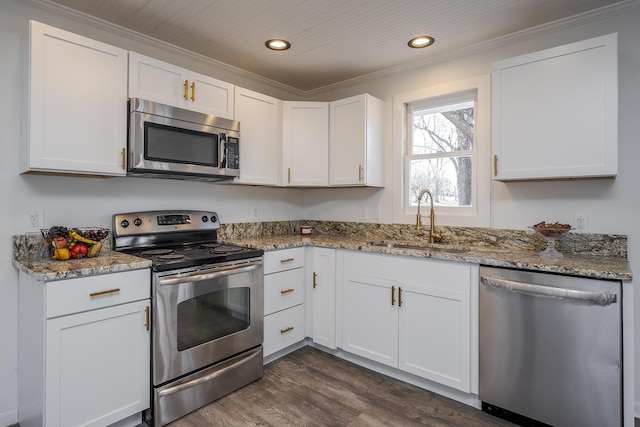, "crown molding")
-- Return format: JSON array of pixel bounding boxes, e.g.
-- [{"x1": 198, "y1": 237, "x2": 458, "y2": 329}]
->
[
  {"x1": 22, "y1": 0, "x2": 307, "y2": 97},
  {"x1": 304, "y1": 0, "x2": 640, "y2": 96},
  {"x1": 22, "y1": 0, "x2": 640, "y2": 98}
]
